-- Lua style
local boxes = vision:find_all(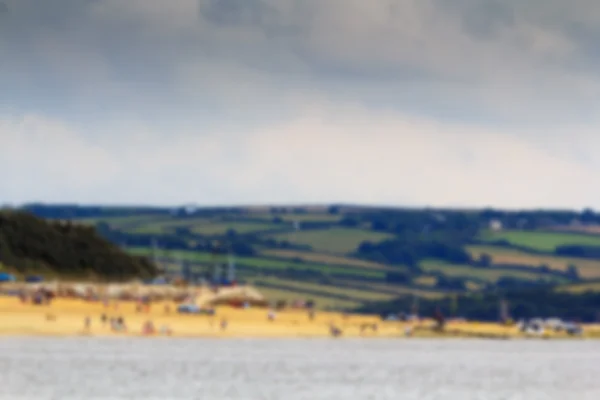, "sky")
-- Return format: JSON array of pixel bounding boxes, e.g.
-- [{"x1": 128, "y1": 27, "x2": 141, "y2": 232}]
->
[{"x1": 1, "y1": 0, "x2": 600, "y2": 210}]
